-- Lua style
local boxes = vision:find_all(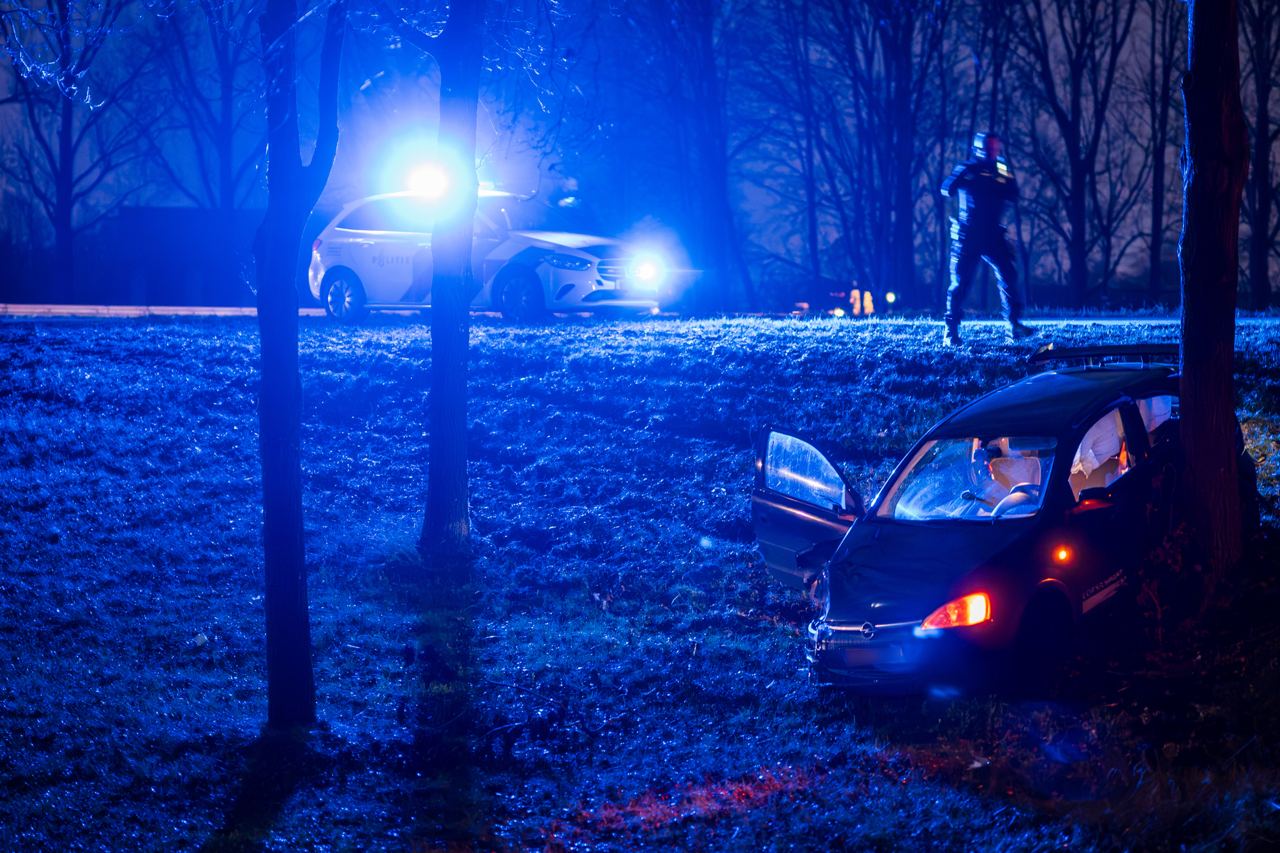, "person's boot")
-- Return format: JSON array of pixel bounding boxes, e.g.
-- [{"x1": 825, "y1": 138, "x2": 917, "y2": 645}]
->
[
  {"x1": 944, "y1": 320, "x2": 963, "y2": 347},
  {"x1": 1009, "y1": 321, "x2": 1037, "y2": 341}
]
